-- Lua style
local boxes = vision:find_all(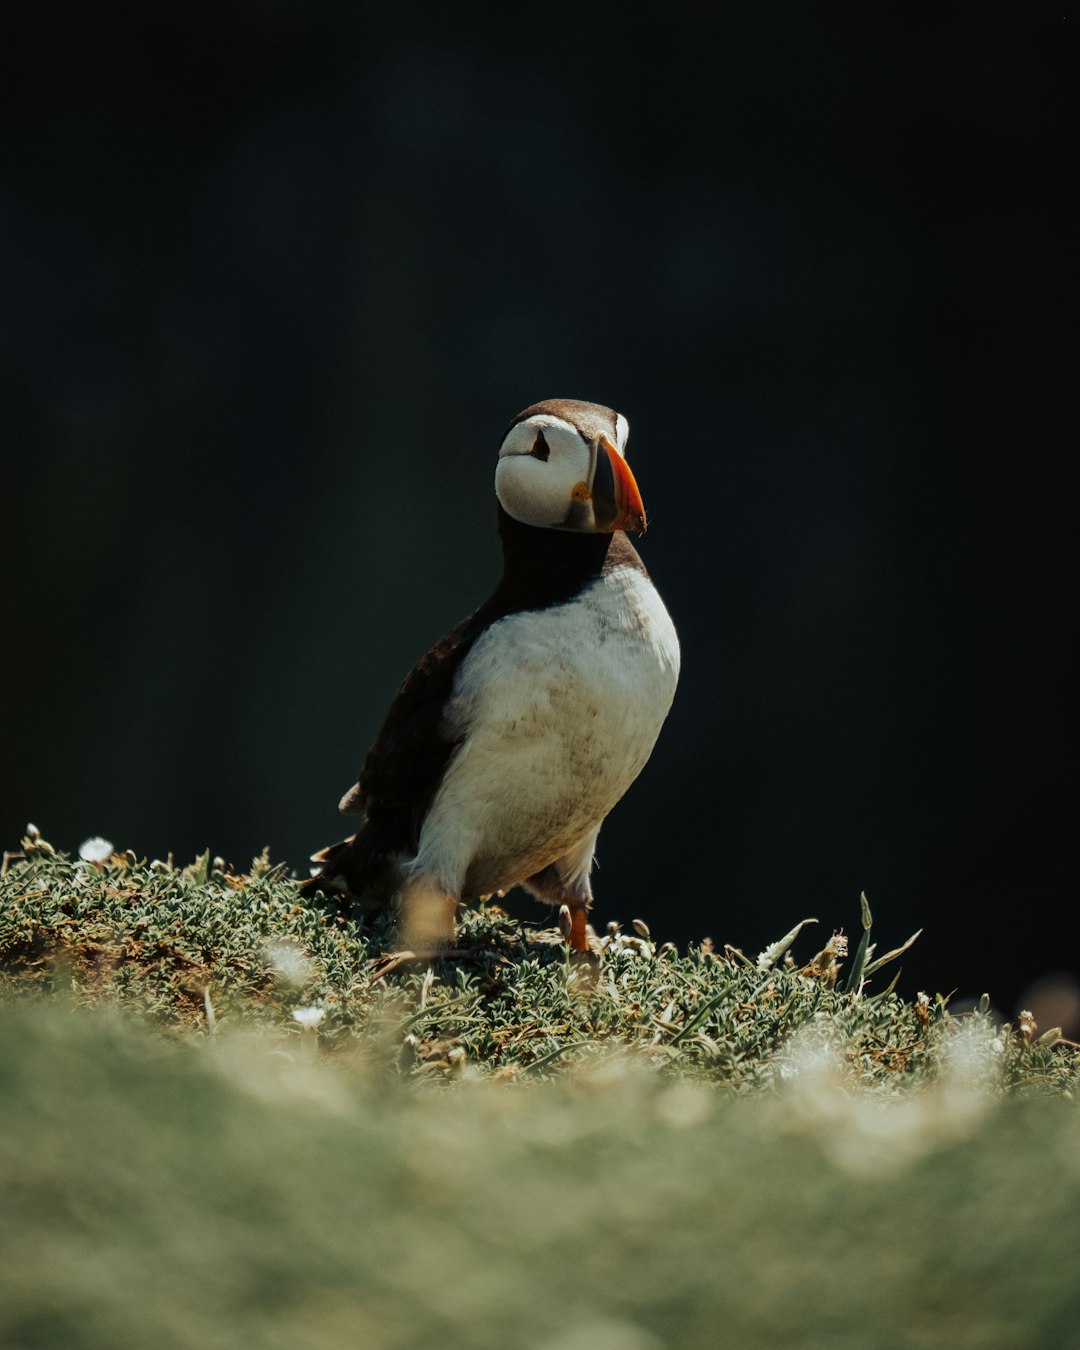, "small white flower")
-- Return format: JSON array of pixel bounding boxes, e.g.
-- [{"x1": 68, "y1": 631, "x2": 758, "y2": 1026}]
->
[
  {"x1": 292, "y1": 1006, "x2": 325, "y2": 1029},
  {"x1": 79, "y1": 836, "x2": 114, "y2": 862},
  {"x1": 264, "y1": 938, "x2": 311, "y2": 987}
]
